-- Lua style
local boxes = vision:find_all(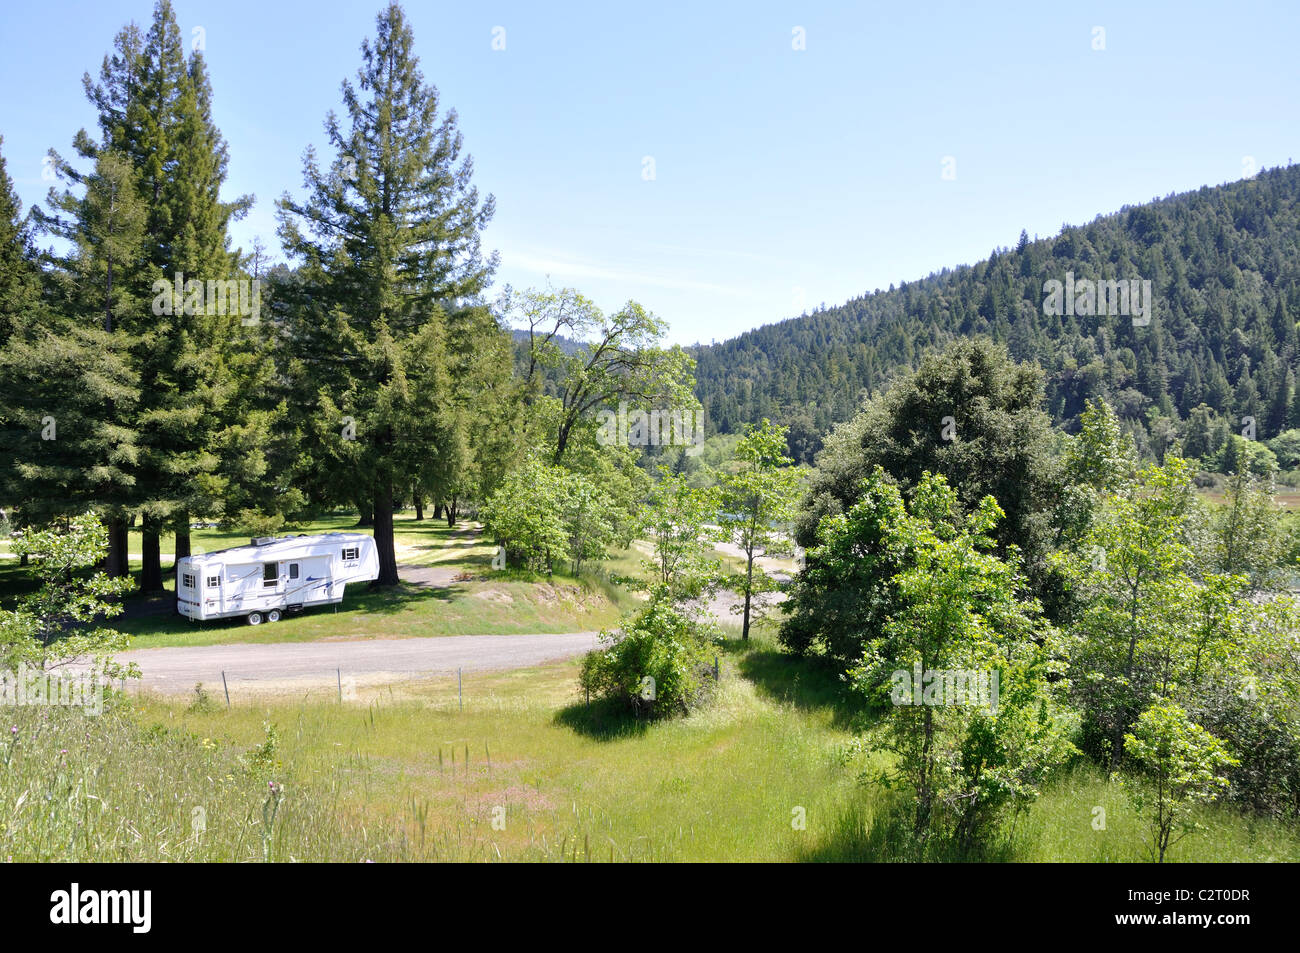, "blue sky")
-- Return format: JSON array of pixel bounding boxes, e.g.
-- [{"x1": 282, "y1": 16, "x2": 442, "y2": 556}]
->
[{"x1": 2, "y1": 0, "x2": 1297, "y2": 344}]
